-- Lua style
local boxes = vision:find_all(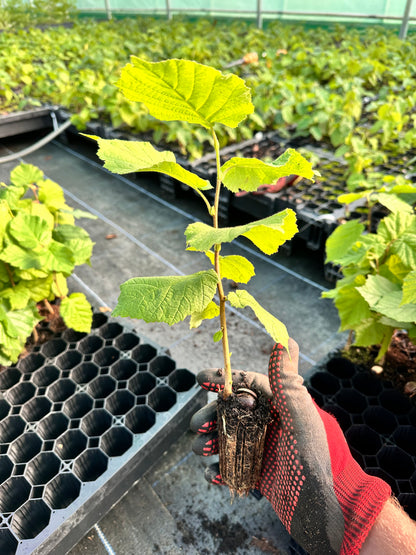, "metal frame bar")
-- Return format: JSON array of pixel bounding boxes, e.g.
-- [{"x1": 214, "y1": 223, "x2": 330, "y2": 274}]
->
[
  {"x1": 84, "y1": 3, "x2": 415, "y2": 33},
  {"x1": 257, "y1": 0, "x2": 262, "y2": 28},
  {"x1": 82, "y1": 8, "x2": 416, "y2": 20},
  {"x1": 399, "y1": 0, "x2": 413, "y2": 38},
  {"x1": 104, "y1": 0, "x2": 112, "y2": 20}
]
